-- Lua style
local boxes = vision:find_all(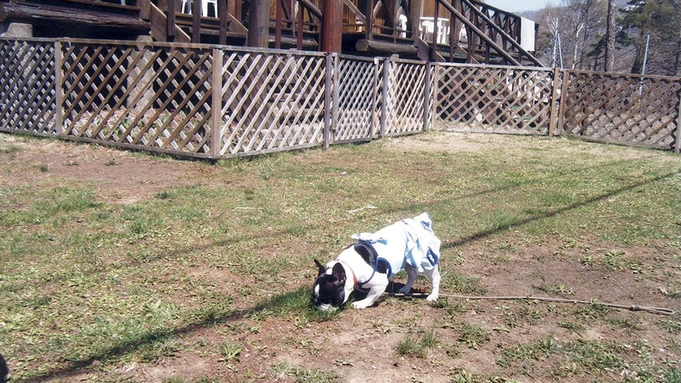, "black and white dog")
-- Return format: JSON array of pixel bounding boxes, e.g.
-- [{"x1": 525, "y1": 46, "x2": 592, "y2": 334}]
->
[{"x1": 312, "y1": 213, "x2": 442, "y2": 311}]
